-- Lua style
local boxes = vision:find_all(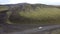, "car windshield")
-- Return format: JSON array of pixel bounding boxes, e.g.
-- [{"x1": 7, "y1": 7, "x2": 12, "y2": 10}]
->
[{"x1": 0, "y1": 0, "x2": 60, "y2": 34}]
